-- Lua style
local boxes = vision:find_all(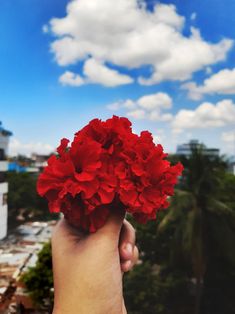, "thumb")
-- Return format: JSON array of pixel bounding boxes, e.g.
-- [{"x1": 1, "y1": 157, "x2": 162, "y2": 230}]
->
[{"x1": 93, "y1": 207, "x2": 126, "y2": 243}]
